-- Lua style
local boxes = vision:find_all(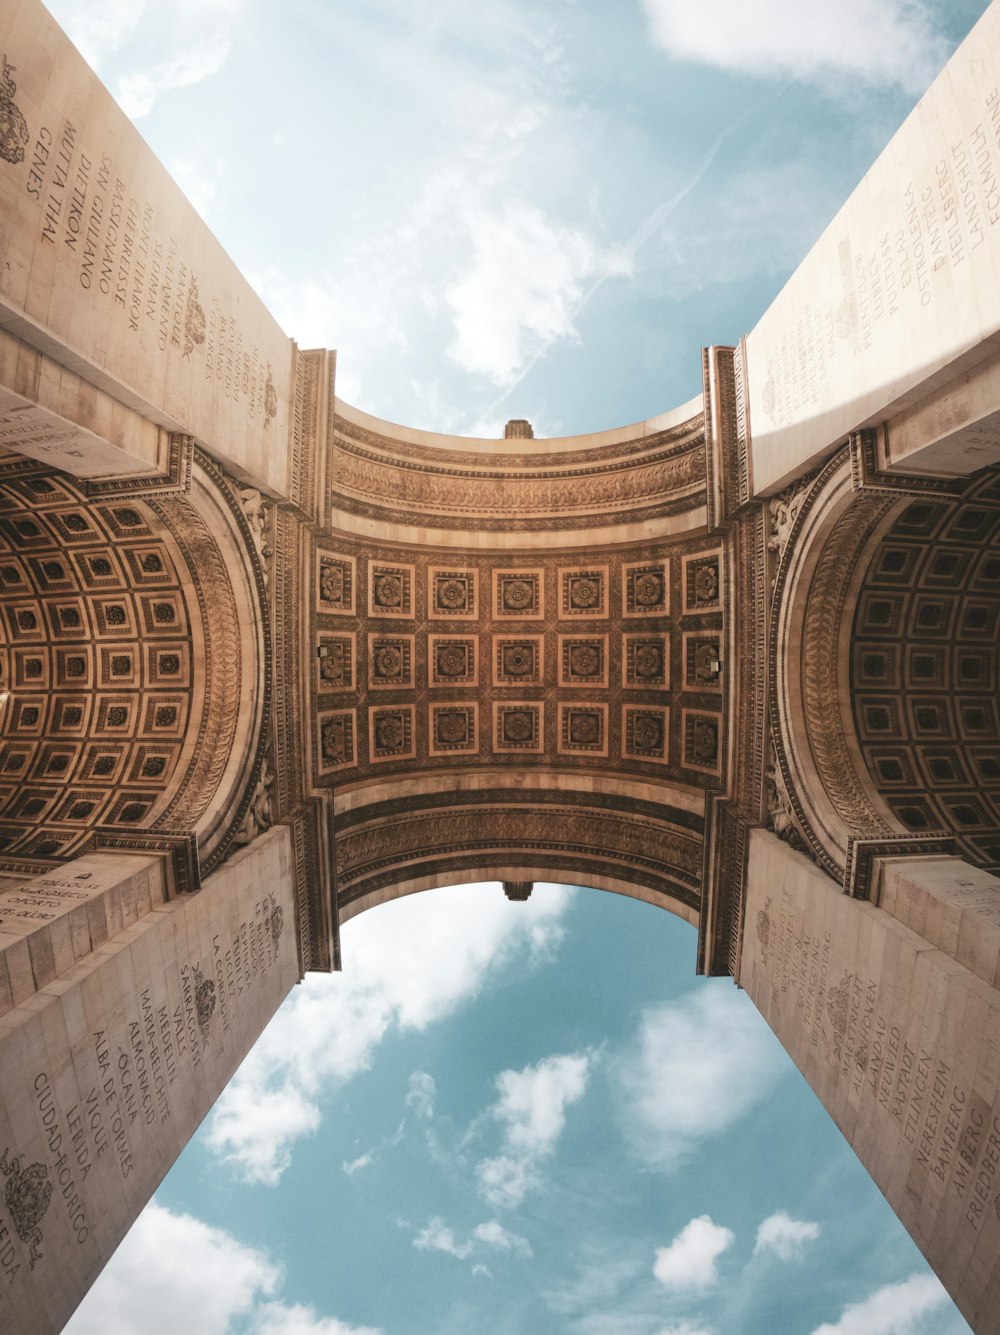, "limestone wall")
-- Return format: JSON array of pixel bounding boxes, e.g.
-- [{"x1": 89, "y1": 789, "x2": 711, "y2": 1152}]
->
[
  {"x1": 740, "y1": 830, "x2": 1000, "y2": 1333},
  {"x1": 0, "y1": 828, "x2": 299, "y2": 1334},
  {"x1": 0, "y1": 0, "x2": 294, "y2": 492},
  {"x1": 745, "y1": 1, "x2": 1000, "y2": 493}
]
